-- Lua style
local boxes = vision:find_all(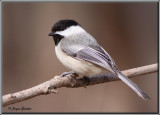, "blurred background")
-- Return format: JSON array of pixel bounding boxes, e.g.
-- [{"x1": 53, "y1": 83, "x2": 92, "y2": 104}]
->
[{"x1": 2, "y1": 2, "x2": 158, "y2": 113}]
